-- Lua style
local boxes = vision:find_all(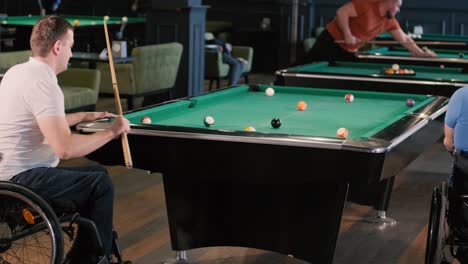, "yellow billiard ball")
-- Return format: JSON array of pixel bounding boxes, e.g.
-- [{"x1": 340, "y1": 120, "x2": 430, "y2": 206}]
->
[{"x1": 73, "y1": 19, "x2": 79, "y2": 26}]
